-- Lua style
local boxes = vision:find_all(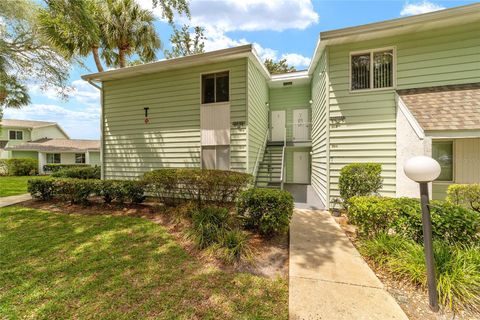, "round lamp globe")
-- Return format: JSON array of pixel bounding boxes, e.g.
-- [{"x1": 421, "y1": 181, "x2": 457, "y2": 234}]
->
[{"x1": 404, "y1": 156, "x2": 441, "y2": 183}]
